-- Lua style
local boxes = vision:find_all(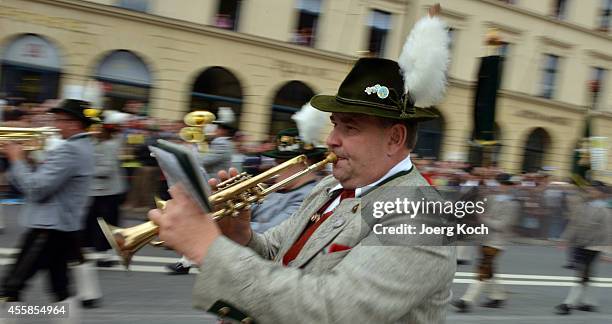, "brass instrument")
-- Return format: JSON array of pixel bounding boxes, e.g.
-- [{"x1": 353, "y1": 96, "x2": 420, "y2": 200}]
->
[
  {"x1": 0, "y1": 127, "x2": 60, "y2": 151},
  {"x1": 98, "y1": 152, "x2": 337, "y2": 268},
  {"x1": 179, "y1": 111, "x2": 215, "y2": 152}
]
